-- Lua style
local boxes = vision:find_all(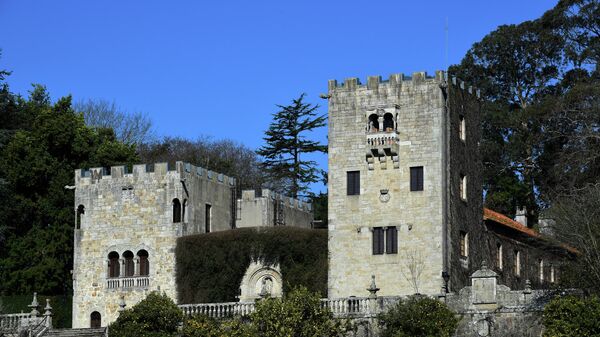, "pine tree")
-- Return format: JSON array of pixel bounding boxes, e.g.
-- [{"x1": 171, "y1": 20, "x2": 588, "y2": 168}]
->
[{"x1": 257, "y1": 94, "x2": 326, "y2": 198}]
